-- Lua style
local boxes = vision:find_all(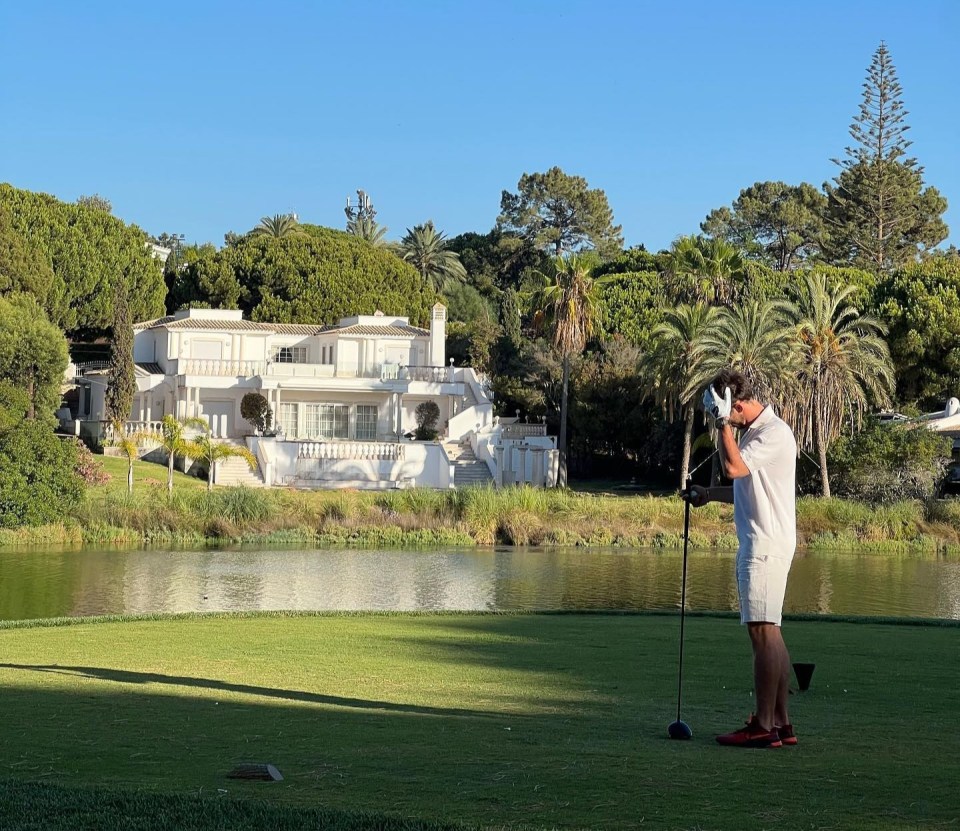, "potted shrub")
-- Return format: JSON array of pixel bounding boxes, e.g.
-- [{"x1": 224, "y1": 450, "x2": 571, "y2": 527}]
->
[
  {"x1": 241, "y1": 392, "x2": 272, "y2": 436},
  {"x1": 414, "y1": 401, "x2": 441, "y2": 441}
]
